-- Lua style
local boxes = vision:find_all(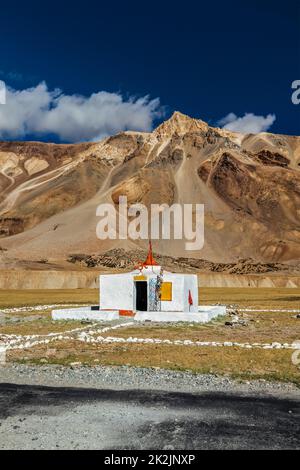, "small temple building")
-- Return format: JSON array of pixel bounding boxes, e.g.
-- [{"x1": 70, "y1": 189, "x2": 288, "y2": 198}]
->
[
  {"x1": 100, "y1": 242, "x2": 198, "y2": 321},
  {"x1": 52, "y1": 243, "x2": 226, "y2": 323}
]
